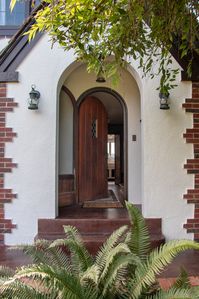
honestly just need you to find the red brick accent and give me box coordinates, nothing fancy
[0,84,17,244]
[183,82,199,241]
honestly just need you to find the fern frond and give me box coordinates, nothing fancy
[50,238,93,274]
[147,287,198,299]
[12,239,72,274]
[96,225,128,271]
[11,239,50,252]
[11,239,50,264]
[102,253,141,295]
[130,240,199,299]
[126,201,150,260]
[1,279,57,299]
[80,264,100,285]
[51,225,93,273]
[44,245,71,271]
[100,243,131,280]
[61,283,98,299]
[190,286,199,298]
[63,225,82,242]
[14,263,90,299]
[0,266,15,278]
[173,268,191,290]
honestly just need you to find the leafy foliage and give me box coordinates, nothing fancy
[1,202,199,298]
[126,202,150,260]
[10,0,199,92]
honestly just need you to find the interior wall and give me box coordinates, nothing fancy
[59,90,73,174]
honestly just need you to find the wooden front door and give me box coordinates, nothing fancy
[78,96,108,203]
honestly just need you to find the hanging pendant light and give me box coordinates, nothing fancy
[96,65,106,83]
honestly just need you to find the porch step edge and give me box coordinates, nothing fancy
[35,233,165,253]
[38,218,163,234]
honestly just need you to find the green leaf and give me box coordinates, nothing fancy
[10,0,17,12]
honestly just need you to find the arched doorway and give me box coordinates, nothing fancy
[58,86,128,208]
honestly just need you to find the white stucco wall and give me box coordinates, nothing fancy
[5,35,77,244]
[0,37,10,51]
[4,33,194,244]
[141,74,194,240]
[59,91,73,174]
[127,57,194,240]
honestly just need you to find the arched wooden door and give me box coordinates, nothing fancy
[78,96,108,203]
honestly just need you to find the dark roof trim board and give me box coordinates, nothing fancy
[0,71,19,82]
[0,26,21,37]
[170,46,199,82]
[0,4,43,83]
[0,3,198,83]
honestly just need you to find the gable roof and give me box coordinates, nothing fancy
[0,4,43,82]
[0,4,198,83]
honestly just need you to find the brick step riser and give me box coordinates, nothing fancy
[35,233,165,254]
[38,218,162,235]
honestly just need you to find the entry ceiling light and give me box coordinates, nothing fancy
[96,66,106,83]
[28,85,40,110]
[159,92,170,110]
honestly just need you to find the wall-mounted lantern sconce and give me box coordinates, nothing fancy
[28,85,40,110]
[159,92,170,110]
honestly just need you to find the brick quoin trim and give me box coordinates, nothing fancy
[0,83,17,244]
[183,82,199,241]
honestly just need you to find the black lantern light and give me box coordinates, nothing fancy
[96,54,106,83]
[28,85,40,110]
[159,92,170,110]
[96,66,106,83]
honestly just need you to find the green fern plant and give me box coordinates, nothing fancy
[1,202,199,299]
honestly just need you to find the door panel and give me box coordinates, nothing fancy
[78,96,108,202]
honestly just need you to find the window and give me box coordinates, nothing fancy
[34,0,41,6]
[0,0,40,36]
[0,0,26,26]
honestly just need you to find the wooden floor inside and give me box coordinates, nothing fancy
[82,182,125,208]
